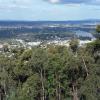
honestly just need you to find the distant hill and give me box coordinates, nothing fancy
[0,19,100,26]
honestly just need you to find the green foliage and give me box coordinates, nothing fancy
[96,25,100,33]
[69,38,79,53]
[0,39,100,100]
[17,74,40,100]
[96,25,100,39]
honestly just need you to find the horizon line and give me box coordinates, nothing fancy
[0,18,100,22]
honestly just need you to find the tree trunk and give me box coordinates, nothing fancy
[55,72,58,100]
[72,85,79,100]
[44,70,46,100]
[40,68,45,100]
[56,87,58,100]
[81,56,89,77]
[55,73,61,100]
[0,91,2,100]
[58,76,61,100]
[0,89,4,100]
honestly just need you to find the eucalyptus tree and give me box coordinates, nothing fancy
[0,54,16,100]
[47,45,66,100]
[30,47,49,100]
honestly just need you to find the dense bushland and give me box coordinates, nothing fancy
[0,38,100,100]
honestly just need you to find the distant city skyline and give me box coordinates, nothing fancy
[0,0,100,21]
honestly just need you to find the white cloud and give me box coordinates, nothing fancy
[0,0,32,10]
[49,0,60,3]
[45,0,100,5]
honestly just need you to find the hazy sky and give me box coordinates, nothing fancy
[0,0,100,21]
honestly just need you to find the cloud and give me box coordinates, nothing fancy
[49,0,60,3]
[0,0,31,10]
[45,0,100,5]
[0,4,28,9]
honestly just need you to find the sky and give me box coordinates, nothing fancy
[0,0,100,21]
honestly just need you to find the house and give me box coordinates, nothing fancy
[0,44,3,51]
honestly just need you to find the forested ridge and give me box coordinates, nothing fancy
[0,27,100,100]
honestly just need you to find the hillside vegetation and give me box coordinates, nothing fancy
[0,26,100,100]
